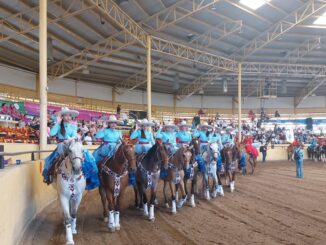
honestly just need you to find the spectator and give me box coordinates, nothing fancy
[260,144,268,162]
[50,110,57,123]
[294,142,304,178]
[275,110,280,117]
[116,104,121,115]
[77,128,83,141]
[1,103,8,114]
[84,132,93,145]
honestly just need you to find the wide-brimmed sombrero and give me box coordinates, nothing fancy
[177,120,192,128]
[138,118,155,127]
[163,121,178,130]
[58,107,79,117]
[106,115,122,124]
[198,122,213,130]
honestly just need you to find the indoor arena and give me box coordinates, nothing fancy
[0,0,326,245]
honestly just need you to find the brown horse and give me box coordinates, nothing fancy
[162,145,192,214]
[98,142,137,232]
[136,142,169,221]
[221,143,240,192]
[287,144,294,161]
[183,138,201,207]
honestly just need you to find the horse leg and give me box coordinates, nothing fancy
[99,186,108,222]
[149,183,157,221]
[142,190,148,217]
[189,171,197,207]
[133,183,139,208]
[216,171,224,196]
[203,172,210,200]
[70,192,83,235]
[59,195,74,245]
[106,189,116,232]
[115,193,123,231]
[169,181,177,214]
[177,172,187,209]
[163,180,169,208]
[211,170,218,198]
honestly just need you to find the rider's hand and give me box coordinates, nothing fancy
[57,115,62,124]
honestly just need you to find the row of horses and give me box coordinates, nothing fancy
[287,143,326,162]
[55,139,255,245]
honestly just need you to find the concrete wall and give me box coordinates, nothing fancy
[0,64,325,111]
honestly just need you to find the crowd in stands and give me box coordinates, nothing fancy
[0,102,325,146]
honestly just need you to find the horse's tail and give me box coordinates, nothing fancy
[69,197,77,219]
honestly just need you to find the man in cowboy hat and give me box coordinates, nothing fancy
[43,107,79,184]
[294,140,304,178]
[130,118,155,155]
[193,122,213,154]
[93,115,122,164]
[176,120,192,148]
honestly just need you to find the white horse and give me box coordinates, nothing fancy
[202,142,220,200]
[56,141,86,245]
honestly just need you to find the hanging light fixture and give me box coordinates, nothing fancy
[222,79,228,93]
[82,66,90,75]
[281,80,287,94]
[173,73,180,90]
[47,37,54,62]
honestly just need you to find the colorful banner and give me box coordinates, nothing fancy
[24,102,112,121]
[0,100,26,114]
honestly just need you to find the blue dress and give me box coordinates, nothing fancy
[222,133,234,146]
[43,122,99,190]
[176,130,192,148]
[192,129,210,172]
[156,129,177,155]
[93,128,122,163]
[130,129,155,155]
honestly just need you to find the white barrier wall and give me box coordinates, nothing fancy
[0,64,326,110]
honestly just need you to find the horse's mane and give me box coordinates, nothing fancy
[143,143,158,161]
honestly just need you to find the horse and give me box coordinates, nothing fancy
[98,142,137,232]
[221,143,240,192]
[287,144,294,161]
[201,142,221,200]
[247,145,258,175]
[56,140,85,245]
[135,142,169,221]
[162,145,192,214]
[183,138,201,207]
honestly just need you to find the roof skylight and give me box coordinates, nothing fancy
[314,12,326,25]
[239,0,270,10]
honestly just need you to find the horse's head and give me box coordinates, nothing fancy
[177,145,193,170]
[121,142,137,172]
[208,142,220,161]
[157,141,169,170]
[67,140,84,175]
[191,137,200,156]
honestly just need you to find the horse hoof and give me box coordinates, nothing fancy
[171,211,177,215]
[115,225,121,231]
[149,217,155,222]
[109,227,116,233]
[103,217,108,223]
[72,229,77,235]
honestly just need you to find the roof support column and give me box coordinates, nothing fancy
[39,0,48,156]
[238,63,242,143]
[146,35,152,121]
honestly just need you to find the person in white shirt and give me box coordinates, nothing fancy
[84,131,93,145]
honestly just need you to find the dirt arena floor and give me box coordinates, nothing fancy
[22,161,326,245]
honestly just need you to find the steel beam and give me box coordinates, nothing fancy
[177,0,326,99]
[0,0,93,44]
[239,0,326,59]
[294,77,326,107]
[48,32,134,79]
[50,0,222,81]
[88,0,147,47]
[115,20,242,93]
[281,37,321,63]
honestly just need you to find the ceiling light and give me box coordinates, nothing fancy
[239,0,270,10]
[198,88,204,95]
[222,79,228,93]
[186,33,195,41]
[314,12,326,25]
[82,66,90,75]
[211,4,217,10]
[116,0,128,6]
